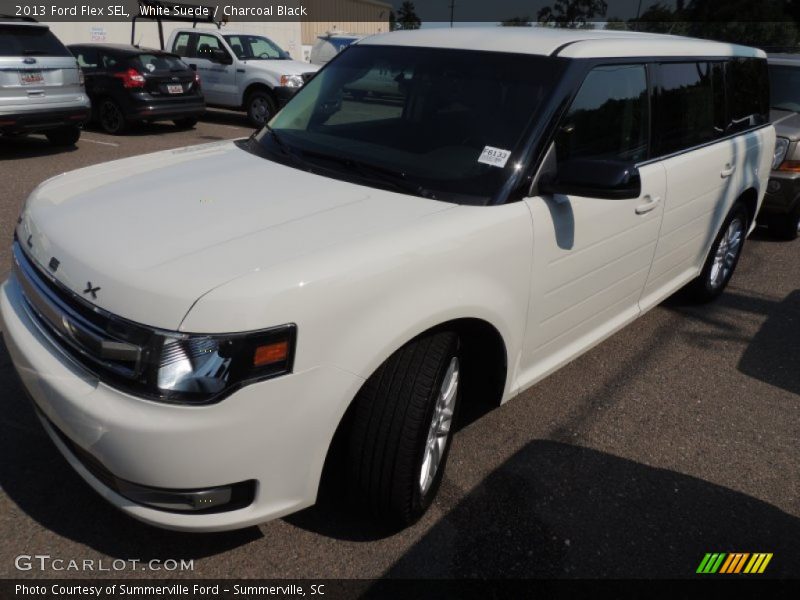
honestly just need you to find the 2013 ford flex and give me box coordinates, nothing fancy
[0,28,775,531]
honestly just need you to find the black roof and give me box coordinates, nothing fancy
[66,43,176,56]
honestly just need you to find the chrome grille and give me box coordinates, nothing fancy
[12,242,144,378]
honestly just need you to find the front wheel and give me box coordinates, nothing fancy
[683,202,748,303]
[245,90,276,129]
[768,205,800,241]
[45,126,80,146]
[347,330,460,527]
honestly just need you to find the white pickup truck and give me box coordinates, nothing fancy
[166,28,318,127]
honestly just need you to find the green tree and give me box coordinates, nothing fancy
[395,1,422,30]
[501,16,532,27]
[537,0,608,29]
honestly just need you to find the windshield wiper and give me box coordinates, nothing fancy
[296,148,437,200]
[262,125,313,171]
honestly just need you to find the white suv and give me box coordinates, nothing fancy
[167,28,318,127]
[1,28,774,531]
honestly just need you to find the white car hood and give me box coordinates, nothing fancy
[243,59,318,77]
[17,140,452,330]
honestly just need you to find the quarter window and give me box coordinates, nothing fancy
[555,64,649,164]
[727,58,769,132]
[655,62,721,155]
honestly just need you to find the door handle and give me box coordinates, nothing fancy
[635,195,661,215]
[720,164,736,178]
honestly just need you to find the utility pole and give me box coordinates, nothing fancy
[449,0,455,28]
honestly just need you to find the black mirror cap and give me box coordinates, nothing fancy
[539,158,642,200]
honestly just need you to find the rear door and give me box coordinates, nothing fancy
[520,64,665,385]
[0,23,82,111]
[640,61,735,310]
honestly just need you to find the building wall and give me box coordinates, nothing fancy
[301,0,391,45]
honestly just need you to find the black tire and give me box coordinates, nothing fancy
[173,117,198,129]
[98,99,127,135]
[348,330,460,527]
[683,201,749,303]
[768,205,800,241]
[45,126,80,147]
[245,89,276,129]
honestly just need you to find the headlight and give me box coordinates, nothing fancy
[280,74,304,88]
[142,325,296,404]
[772,137,790,170]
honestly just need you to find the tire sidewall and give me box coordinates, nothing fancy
[246,90,276,128]
[409,336,460,518]
[699,202,749,297]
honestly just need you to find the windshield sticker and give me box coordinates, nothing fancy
[478,146,511,168]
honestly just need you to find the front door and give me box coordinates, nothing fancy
[184,32,237,107]
[519,63,665,389]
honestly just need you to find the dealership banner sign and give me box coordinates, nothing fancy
[0,0,797,22]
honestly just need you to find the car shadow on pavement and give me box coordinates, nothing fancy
[0,135,78,159]
[0,338,262,562]
[200,109,254,130]
[378,440,800,579]
[666,288,800,396]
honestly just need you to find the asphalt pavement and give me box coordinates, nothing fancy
[0,113,797,580]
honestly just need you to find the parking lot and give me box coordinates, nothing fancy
[0,113,798,580]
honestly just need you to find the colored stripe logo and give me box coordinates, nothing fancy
[696,552,773,574]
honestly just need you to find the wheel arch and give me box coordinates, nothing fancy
[241,82,277,110]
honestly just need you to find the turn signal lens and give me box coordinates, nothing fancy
[253,341,289,367]
[778,160,800,172]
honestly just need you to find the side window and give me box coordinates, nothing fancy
[655,62,720,155]
[101,53,119,70]
[555,64,649,164]
[195,34,223,60]
[727,57,769,132]
[172,32,191,58]
[73,47,99,69]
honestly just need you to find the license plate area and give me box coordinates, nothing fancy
[20,70,44,85]
[166,84,183,94]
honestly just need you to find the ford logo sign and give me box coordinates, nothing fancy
[23,57,36,64]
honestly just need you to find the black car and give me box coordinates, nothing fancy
[68,44,205,134]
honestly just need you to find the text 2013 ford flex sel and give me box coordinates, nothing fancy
[0,29,775,531]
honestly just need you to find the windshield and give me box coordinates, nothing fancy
[769,64,800,112]
[223,34,288,60]
[255,45,566,204]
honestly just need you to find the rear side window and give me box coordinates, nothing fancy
[72,47,99,69]
[555,64,649,163]
[727,58,769,132]
[655,62,722,155]
[172,33,191,57]
[769,64,800,112]
[135,53,189,73]
[0,25,71,57]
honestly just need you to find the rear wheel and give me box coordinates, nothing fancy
[173,117,198,129]
[347,330,460,527]
[45,126,80,147]
[768,205,800,241]
[683,201,748,303]
[99,99,127,135]
[245,89,276,129]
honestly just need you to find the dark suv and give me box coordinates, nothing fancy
[68,44,205,134]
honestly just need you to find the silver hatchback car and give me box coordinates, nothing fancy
[0,17,90,146]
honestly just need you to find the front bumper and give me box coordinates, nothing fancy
[273,85,300,107]
[759,171,800,218]
[0,274,364,531]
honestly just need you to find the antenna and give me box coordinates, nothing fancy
[449,0,455,28]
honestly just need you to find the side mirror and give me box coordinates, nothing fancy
[211,48,233,65]
[539,158,641,200]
